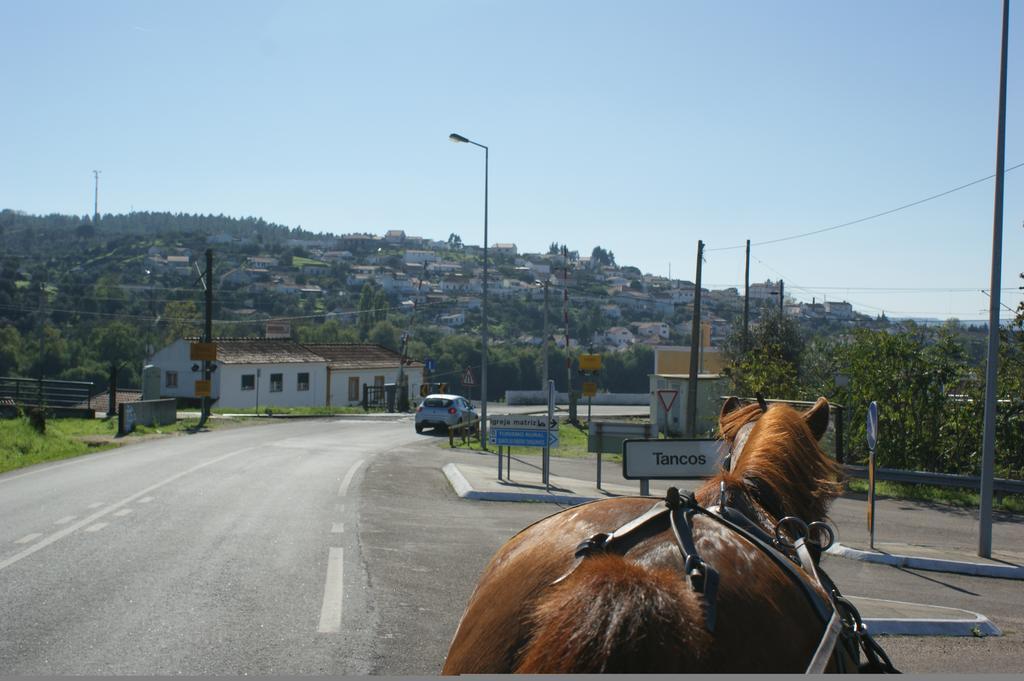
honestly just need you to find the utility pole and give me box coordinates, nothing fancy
[980,0,1010,559]
[542,280,550,390]
[687,240,704,438]
[93,170,101,223]
[743,239,750,352]
[779,280,785,317]
[198,249,214,427]
[562,246,575,423]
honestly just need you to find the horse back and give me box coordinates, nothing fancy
[442,497,657,674]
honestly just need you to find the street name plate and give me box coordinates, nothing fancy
[489,415,548,430]
[622,439,724,480]
[489,428,559,448]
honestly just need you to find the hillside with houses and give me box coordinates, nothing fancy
[0,208,895,398]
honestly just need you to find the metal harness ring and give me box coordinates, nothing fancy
[807,521,836,551]
[773,516,809,549]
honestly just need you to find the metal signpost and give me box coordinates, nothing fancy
[622,439,724,496]
[578,354,601,425]
[866,401,879,550]
[490,406,560,488]
[545,379,555,487]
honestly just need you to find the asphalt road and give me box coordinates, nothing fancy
[1,417,1021,674]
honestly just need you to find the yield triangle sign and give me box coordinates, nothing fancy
[461,367,476,386]
[657,389,678,413]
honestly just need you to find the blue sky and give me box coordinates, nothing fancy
[2,0,1021,320]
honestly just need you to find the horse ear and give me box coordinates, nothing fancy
[803,397,830,441]
[720,396,742,420]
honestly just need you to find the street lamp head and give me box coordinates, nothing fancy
[449,133,470,144]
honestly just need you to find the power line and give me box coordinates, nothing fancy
[706,161,1024,252]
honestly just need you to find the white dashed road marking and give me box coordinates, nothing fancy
[54,516,77,525]
[85,523,108,533]
[0,446,255,573]
[139,496,154,503]
[113,509,133,517]
[15,534,43,544]
[317,548,345,633]
[87,502,104,509]
[338,459,365,496]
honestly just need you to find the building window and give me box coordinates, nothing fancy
[297,372,309,391]
[270,373,283,392]
[348,376,360,402]
[165,371,178,388]
[241,374,255,391]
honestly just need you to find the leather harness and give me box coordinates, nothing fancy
[552,488,899,674]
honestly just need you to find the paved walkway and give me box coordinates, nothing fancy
[441,448,1007,637]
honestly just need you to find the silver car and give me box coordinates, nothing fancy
[415,394,477,434]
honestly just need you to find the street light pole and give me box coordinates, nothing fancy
[450,132,489,449]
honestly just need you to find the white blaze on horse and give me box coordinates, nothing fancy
[442,396,898,674]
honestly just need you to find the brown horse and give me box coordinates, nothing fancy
[442,397,879,674]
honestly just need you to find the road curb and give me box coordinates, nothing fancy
[863,617,1000,637]
[851,597,1002,637]
[828,543,1024,580]
[442,464,596,505]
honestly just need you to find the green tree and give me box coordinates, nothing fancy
[163,300,201,342]
[94,321,145,368]
[368,320,400,350]
[0,325,24,376]
[723,309,804,400]
[835,326,969,472]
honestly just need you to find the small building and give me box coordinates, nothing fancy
[303,343,423,408]
[147,339,423,409]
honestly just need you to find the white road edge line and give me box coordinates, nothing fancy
[317,547,344,633]
[15,533,43,544]
[338,459,365,496]
[0,446,255,573]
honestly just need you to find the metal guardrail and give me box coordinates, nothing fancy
[0,376,95,409]
[844,465,1024,495]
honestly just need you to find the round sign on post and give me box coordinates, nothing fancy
[866,401,879,451]
[866,400,878,549]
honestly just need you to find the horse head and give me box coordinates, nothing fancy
[702,396,842,528]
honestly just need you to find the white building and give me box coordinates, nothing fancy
[404,250,440,265]
[147,339,423,409]
[603,327,635,349]
[633,322,671,340]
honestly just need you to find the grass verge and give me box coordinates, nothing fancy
[441,423,624,462]
[846,478,1024,514]
[0,415,228,476]
[212,406,370,416]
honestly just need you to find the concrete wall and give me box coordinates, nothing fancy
[119,398,176,434]
[505,391,650,406]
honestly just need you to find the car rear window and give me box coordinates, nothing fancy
[424,398,452,408]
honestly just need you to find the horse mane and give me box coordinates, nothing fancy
[700,401,844,524]
[514,554,712,673]
[717,401,766,443]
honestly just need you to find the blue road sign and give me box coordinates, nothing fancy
[424,358,436,372]
[489,428,559,448]
[866,401,879,451]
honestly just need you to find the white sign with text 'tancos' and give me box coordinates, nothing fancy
[622,439,724,480]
